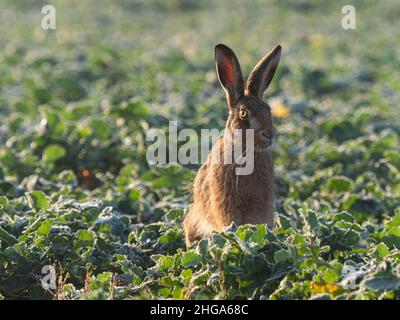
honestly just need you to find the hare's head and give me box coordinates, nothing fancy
[215,44,281,151]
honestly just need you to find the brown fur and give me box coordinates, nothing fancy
[183,44,281,246]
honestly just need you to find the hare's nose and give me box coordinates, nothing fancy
[261,132,271,139]
[261,131,275,146]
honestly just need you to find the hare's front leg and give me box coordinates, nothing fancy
[183,208,200,247]
[183,206,217,247]
[183,204,241,247]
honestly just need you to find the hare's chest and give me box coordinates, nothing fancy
[237,162,274,216]
[239,172,272,201]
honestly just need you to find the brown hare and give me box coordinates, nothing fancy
[183,43,281,247]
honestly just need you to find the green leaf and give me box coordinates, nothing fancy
[252,224,267,245]
[387,210,400,229]
[115,99,149,120]
[172,286,184,299]
[181,268,193,282]
[338,230,360,248]
[157,256,174,269]
[374,243,390,259]
[333,211,355,223]
[325,176,354,192]
[90,119,110,140]
[306,210,319,232]
[0,226,17,245]
[129,189,141,202]
[274,249,291,263]
[384,150,400,167]
[323,268,339,283]
[165,209,184,223]
[181,251,201,267]
[26,191,50,211]
[74,230,94,247]
[58,170,78,187]
[36,220,52,236]
[158,287,172,298]
[362,276,400,291]
[277,214,292,229]
[42,144,66,162]
[0,196,8,209]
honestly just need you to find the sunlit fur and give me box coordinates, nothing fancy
[184,44,281,246]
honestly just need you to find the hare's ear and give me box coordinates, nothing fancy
[215,44,244,108]
[245,45,281,99]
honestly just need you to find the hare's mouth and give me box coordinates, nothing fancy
[261,133,273,146]
[256,133,275,153]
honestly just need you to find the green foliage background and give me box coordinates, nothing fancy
[0,0,399,299]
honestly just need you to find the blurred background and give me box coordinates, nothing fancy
[0,0,399,219]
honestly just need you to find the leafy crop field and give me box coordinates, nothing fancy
[0,0,399,300]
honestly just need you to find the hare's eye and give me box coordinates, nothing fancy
[239,109,248,120]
